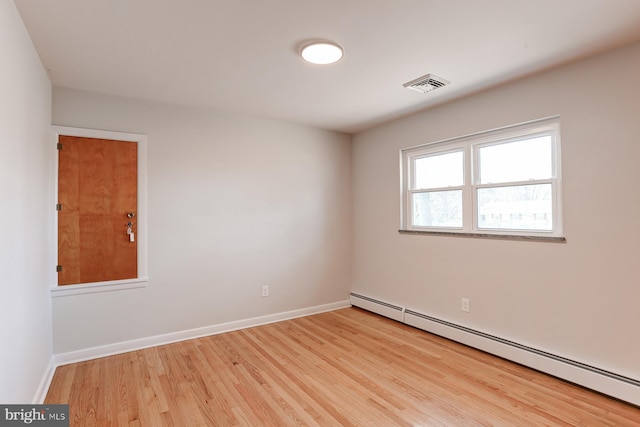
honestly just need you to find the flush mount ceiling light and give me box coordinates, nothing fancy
[300,41,344,65]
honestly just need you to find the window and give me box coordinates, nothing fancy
[401,117,563,238]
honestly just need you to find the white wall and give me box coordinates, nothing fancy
[352,41,640,381]
[51,88,352,353]
[0,1,52,403]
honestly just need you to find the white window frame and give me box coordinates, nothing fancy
[400,116,563,239]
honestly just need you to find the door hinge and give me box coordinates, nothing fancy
[56,204,63,211]
[57,143,62,150]
[56,265,62,272]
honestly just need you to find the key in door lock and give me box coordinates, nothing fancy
[126,221,135,242]
[127,212,136,218]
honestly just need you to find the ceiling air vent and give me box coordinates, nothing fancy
[403,74,450,93]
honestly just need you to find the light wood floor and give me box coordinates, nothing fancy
[46,307,640,426]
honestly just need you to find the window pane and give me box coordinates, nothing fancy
[414,151,463,189]
[413,190,462,227]
[478,136,552,184]
[477,184,552,231]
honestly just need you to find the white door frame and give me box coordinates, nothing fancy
[50,126,148,297]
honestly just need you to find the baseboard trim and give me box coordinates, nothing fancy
[33,356,56,404]
[54,300,350,366]
[350,292,640,407]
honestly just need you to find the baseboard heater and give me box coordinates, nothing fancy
[349,292,640,406]
[349,293,405,322]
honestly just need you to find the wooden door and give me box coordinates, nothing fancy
[57,135,138,285]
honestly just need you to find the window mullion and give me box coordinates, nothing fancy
[464,145,474,233]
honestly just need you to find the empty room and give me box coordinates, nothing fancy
[2,0,640,425]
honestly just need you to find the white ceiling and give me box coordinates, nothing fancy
[14,0,640,134]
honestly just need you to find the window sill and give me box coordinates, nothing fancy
[51,277,148,297]
[398,229,566,243]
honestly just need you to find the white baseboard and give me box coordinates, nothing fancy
[54,300,350,366]
[33,356,56,404]
[350,292,640,407]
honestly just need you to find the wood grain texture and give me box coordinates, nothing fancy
[58,135,137,285]
[45,308,640,426]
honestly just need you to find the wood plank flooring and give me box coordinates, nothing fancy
[45,308,640,426]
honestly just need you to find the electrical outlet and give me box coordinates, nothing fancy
[262,285,269,297]
[461,298,470,313]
